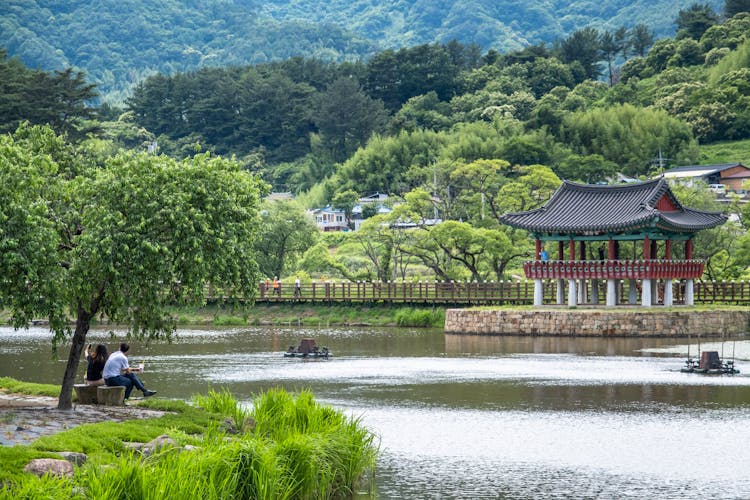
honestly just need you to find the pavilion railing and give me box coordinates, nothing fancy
[523,259,705,280]
[250,278,750,306]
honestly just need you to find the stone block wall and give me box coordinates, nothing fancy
[444,309,750,337]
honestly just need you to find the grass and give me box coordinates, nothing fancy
[0,380,378,499]
[166,302,443,328]
[0,377,61,398]
[697,138,750,166]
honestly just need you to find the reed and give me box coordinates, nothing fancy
[193,387,251,431]
[252,388,378,497]
[394,307,445,327]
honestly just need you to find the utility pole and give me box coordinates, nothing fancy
[652,147,671,175]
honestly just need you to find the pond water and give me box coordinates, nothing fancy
[2,326,750,499]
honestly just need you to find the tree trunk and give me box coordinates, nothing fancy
[57,308,92,410]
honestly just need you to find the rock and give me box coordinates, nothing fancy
[122,441,144,452]
[57,451,87,466]
[220,416,256,434]
[97,386,125,406]
[140,435,177,457]
[74,384,98,405]
[24,458,74,477]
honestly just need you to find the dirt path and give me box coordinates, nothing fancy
[0,393,167,447]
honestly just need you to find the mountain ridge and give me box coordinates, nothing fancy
[0,0,725,101]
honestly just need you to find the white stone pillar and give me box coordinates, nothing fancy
[641,278,652,307]
[591,280,599,304]
[606,279,617,307]
[664,279,673,306]
[534,279,543,306]
[685,279,694,306]
[556,279,565,305]
[628,279,637,304]
[568,279,577,308]
[578,279,587,304]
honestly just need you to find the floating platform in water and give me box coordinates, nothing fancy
[681,351,739,375]
[284,338,332,359]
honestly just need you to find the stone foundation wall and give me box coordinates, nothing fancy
[444,309,750,337]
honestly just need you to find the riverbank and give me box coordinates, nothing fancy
[1,303,445,329]
[0,378,378,498]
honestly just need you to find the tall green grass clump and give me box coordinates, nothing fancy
[394,307,445,327]
[252,388,378,497]
[193,387,252,431]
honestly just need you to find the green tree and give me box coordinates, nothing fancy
[561,103,696,176]
[0,51,98,140]
[313,77,389,163]
[255,201,318,279]
[599,31,621,86]
[724,0,750,16]
[332,189,360,229]
[555,153,618,183]
[450,159,511,222]
[0,125,266,410]
[557,27,602,80]
[629,24,655,58]
[352,215,395,281]
[676,3,719,40]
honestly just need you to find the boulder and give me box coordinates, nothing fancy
[24,458,74,477]
[74,384,98,404]
[57,451,88,466]
[140,435,178,457]
[97,386,125,406]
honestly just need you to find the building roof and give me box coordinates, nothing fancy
[662,163,747,179]
[499,178,727,235]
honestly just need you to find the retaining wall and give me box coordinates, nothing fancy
[444,308,750,337]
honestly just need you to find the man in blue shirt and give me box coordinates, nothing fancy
[103,343,156,399]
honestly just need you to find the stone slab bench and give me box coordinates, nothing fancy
[74,384,126,406]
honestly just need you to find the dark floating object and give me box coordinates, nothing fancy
[681,350,740,375]
[284,338,332,359]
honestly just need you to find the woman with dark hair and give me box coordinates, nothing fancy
[84,344,108,386]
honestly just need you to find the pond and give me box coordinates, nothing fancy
[2,326,750,499]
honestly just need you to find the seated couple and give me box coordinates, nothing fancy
[85,342,156,399]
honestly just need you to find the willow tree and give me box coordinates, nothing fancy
[0,125,265,409]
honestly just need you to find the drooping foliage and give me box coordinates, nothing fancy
[0,124,267,409]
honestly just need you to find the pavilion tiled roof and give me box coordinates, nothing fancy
[499,178,727,234]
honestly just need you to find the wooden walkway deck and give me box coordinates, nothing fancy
[251,280,750,306]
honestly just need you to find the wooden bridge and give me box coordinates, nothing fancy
[254,280,750,306]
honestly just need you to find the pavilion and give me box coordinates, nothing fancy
[499,178,727,307]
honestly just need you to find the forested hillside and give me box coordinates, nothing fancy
[2,3,750,284]
[0,0,723,102]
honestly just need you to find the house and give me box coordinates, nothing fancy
[662,163,750,192]
[310,206,349,232]
[359,192,389,204]
[351,203,392,231]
